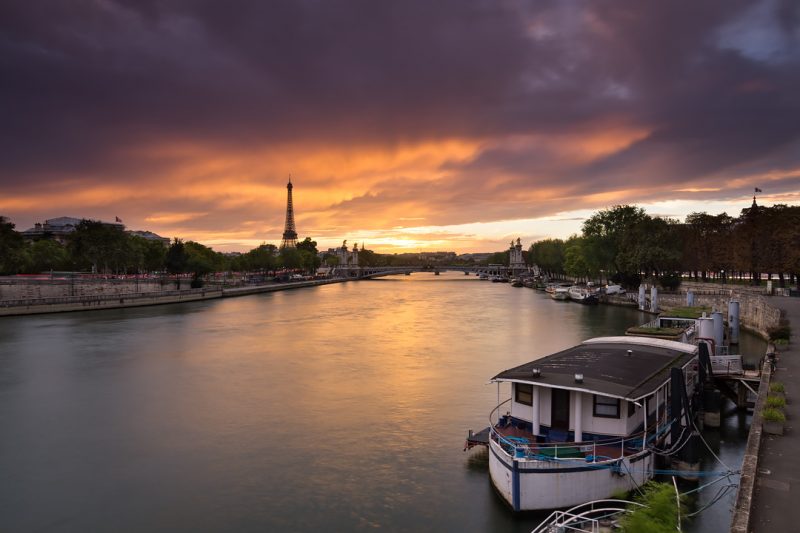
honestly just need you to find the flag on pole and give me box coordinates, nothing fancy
[754,187,762,193]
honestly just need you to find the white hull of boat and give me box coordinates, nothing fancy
[488,439,654,511]
[550,289,569,300]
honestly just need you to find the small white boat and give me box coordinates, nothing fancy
[568,286,599,304]
[550,287,570,300]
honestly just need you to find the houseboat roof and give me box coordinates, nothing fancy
[492,336,698,401]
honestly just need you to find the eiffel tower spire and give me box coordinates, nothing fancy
[280,175,298,249]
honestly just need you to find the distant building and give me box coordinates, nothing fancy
[127,230,170,246]
[22,216,125,244]
[22,216,168,247]
[457,253,492,262]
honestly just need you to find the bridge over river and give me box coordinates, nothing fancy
[342,264,532,278]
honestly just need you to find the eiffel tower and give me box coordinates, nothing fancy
[280,176,298,249]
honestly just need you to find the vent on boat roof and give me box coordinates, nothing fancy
[532,368,541,378]
[574,373,584,384]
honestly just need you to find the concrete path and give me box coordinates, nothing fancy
[750,296,799,532]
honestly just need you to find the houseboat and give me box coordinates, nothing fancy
[469,336,700,511]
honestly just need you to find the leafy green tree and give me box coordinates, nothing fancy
[296,237,318,255]
[563,236,592,280]
[130,236,167,273]
[617,216,682,280]
[165,239,188,288]
[530,239,565,277]
[358,249,381,267]
[298,249,320,272]
[683,212,734,281]
[279,247,302,270]
[184,241,224,283]
[485,250,510,266]
[67,219,129,274]
[0,216,30,274]
[582,205,648,278]
[29,239,70,273]
[247,243,279,272]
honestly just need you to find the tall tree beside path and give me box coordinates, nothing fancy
[165,239,189,289]
[0,216,29,274]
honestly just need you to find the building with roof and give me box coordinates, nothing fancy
[22,217,124,244]
[127,230,170,246]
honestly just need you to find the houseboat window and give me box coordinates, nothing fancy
[628,401,636,417]
[515,384,533,406]
[593,395,620,418]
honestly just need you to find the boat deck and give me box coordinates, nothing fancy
[465,425,643,460]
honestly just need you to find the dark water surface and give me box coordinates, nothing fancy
[0,273,763,532]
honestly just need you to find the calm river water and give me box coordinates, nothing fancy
[0,273,764,532]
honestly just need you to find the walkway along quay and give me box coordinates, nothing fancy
[0,278,346,316]
[741,296,800,533]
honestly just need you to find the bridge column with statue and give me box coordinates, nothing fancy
[335,241,362,278]
[509,238,527,275]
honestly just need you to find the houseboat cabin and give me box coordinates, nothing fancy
[485,336,699,511]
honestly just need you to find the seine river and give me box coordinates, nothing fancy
[0,273,763,532]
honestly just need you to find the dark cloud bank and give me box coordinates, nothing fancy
[2,0,799,217]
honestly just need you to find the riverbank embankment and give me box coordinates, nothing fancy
[0,278,346,316]
[603,281,783,339]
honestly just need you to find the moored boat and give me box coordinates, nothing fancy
[467,336,700,511]
[568,286,599,305]
[549,286,570,300]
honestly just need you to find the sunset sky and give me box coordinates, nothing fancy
[2,1,800,253]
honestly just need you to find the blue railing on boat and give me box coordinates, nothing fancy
[488,398,674,466]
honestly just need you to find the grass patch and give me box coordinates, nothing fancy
[766,394,786,409]
[662,306,712,319]
[626,326,686,337]
[770,382,785,393]
[763,407,786,423]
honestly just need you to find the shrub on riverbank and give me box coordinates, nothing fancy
[618,481,686,533]
[768,320,791,342]
[658,272,682,291]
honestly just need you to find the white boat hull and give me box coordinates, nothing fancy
[488,439,654,511]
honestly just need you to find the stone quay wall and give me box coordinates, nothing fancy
[729,358,772,533]
[0,278,196,302]
[656,287,781,339]
[608,281,783,339]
